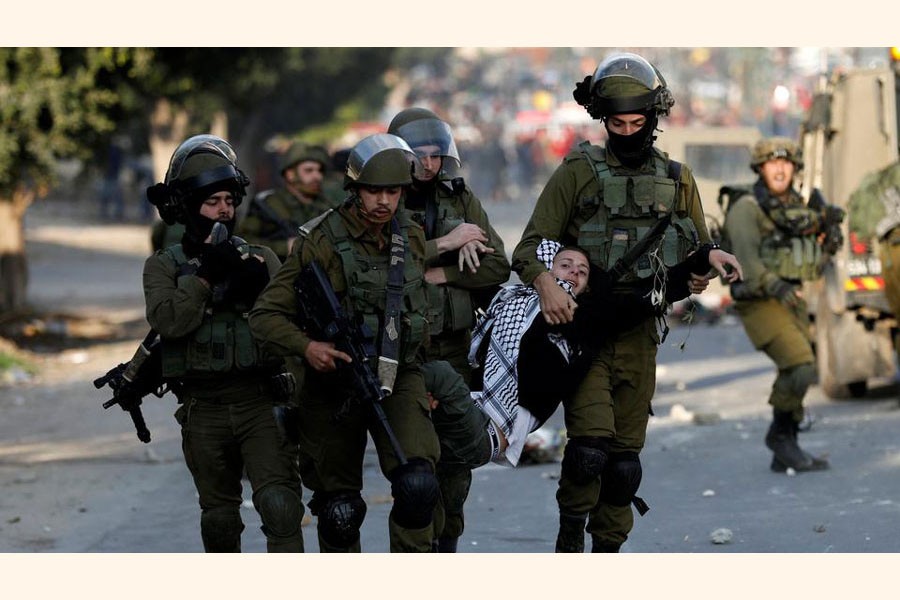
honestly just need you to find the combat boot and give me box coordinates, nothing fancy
[590,535,622,553]
[765,409,829,472]
[435,536,459,553]
[555,513,587,553]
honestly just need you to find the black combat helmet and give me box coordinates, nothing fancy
[387,107,461,179]
[344,133,423,190]
[147,134,250,225]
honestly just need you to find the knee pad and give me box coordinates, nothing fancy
[313,492,367,549]
[390,458,439,530]
[255,485,303,539]
[598,452,642,507]
[787,363,817,396]
[200,506,244,553]
[561,436,610,485]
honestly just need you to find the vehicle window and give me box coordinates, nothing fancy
[685,144,753,182]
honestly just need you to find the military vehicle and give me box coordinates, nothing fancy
[798,57,900,398]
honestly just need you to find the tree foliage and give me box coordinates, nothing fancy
[0,48,119,194]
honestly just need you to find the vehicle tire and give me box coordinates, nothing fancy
[847,380,868,398]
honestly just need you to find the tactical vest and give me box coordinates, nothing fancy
[158,241,276,378]
[575,143,699,280]
[756,194,823,281]
[314,210,429,364]
[406,183,475,336]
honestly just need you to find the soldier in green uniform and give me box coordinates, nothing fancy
[848,160,900,359]
[237,141,334,261]
[143,135,304,552]
[248,133,441,553]
[512,52,739,553]
[387,107,511,552]
[723,137,833,473]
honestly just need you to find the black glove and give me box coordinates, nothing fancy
[766,278,799,307]
[195,242,244,284]
[225,255,271,305]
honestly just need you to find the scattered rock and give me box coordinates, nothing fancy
[710,528,733,544]
[813,524,827,533]
[7,516,21,524]
[670,403,694,422]
[702,489,716,497]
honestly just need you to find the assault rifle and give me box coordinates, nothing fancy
[94,330,169,443]
[808,188,846,255]
[249,193,299,240]
[294,260,408,465]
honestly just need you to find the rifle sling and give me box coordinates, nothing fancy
[377,217,405,393]
[609,212,674,282]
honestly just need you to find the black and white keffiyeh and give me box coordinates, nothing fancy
[468,239,575,463]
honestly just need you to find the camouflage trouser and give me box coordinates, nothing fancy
[422,329,473,387]
[297,365,440,552]
[176,387,304,553]
[558,319,658,550]
[421,360,494,543]
[736,297,815,420]
[881,237,900,364]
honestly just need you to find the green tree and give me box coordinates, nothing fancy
[0,47,119,312]
[0,47,399,315]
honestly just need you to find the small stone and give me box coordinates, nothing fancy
[669,403,694,422]
[785,467,797,477]
[710,528,733,544]
[702,489,716,497]
[813,524,827,533]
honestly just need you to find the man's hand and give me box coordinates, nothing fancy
[767,278,800,307]
[708,248,743,283]
[304,341,353,372]
[688,273,711,295]
[458,240,495,273]
[436,223,488,253]
[534,271,576,325]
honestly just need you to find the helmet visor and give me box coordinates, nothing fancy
[166,135,238,185]
[346,133,424,183]
[592,52,663,94]
[391,118,461,172]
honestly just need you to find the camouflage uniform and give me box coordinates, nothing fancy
[249,134,441,553]
[389,107,511,551]
[723,137,831,473]
[237,142,335,262]
[848,161,900,362]
[514,52,711,552]
[144,134,304,553]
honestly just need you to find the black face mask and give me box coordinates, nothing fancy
[605,113,658,168]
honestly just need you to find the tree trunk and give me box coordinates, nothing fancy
[148,98,191,182]
[0,187,35,315]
